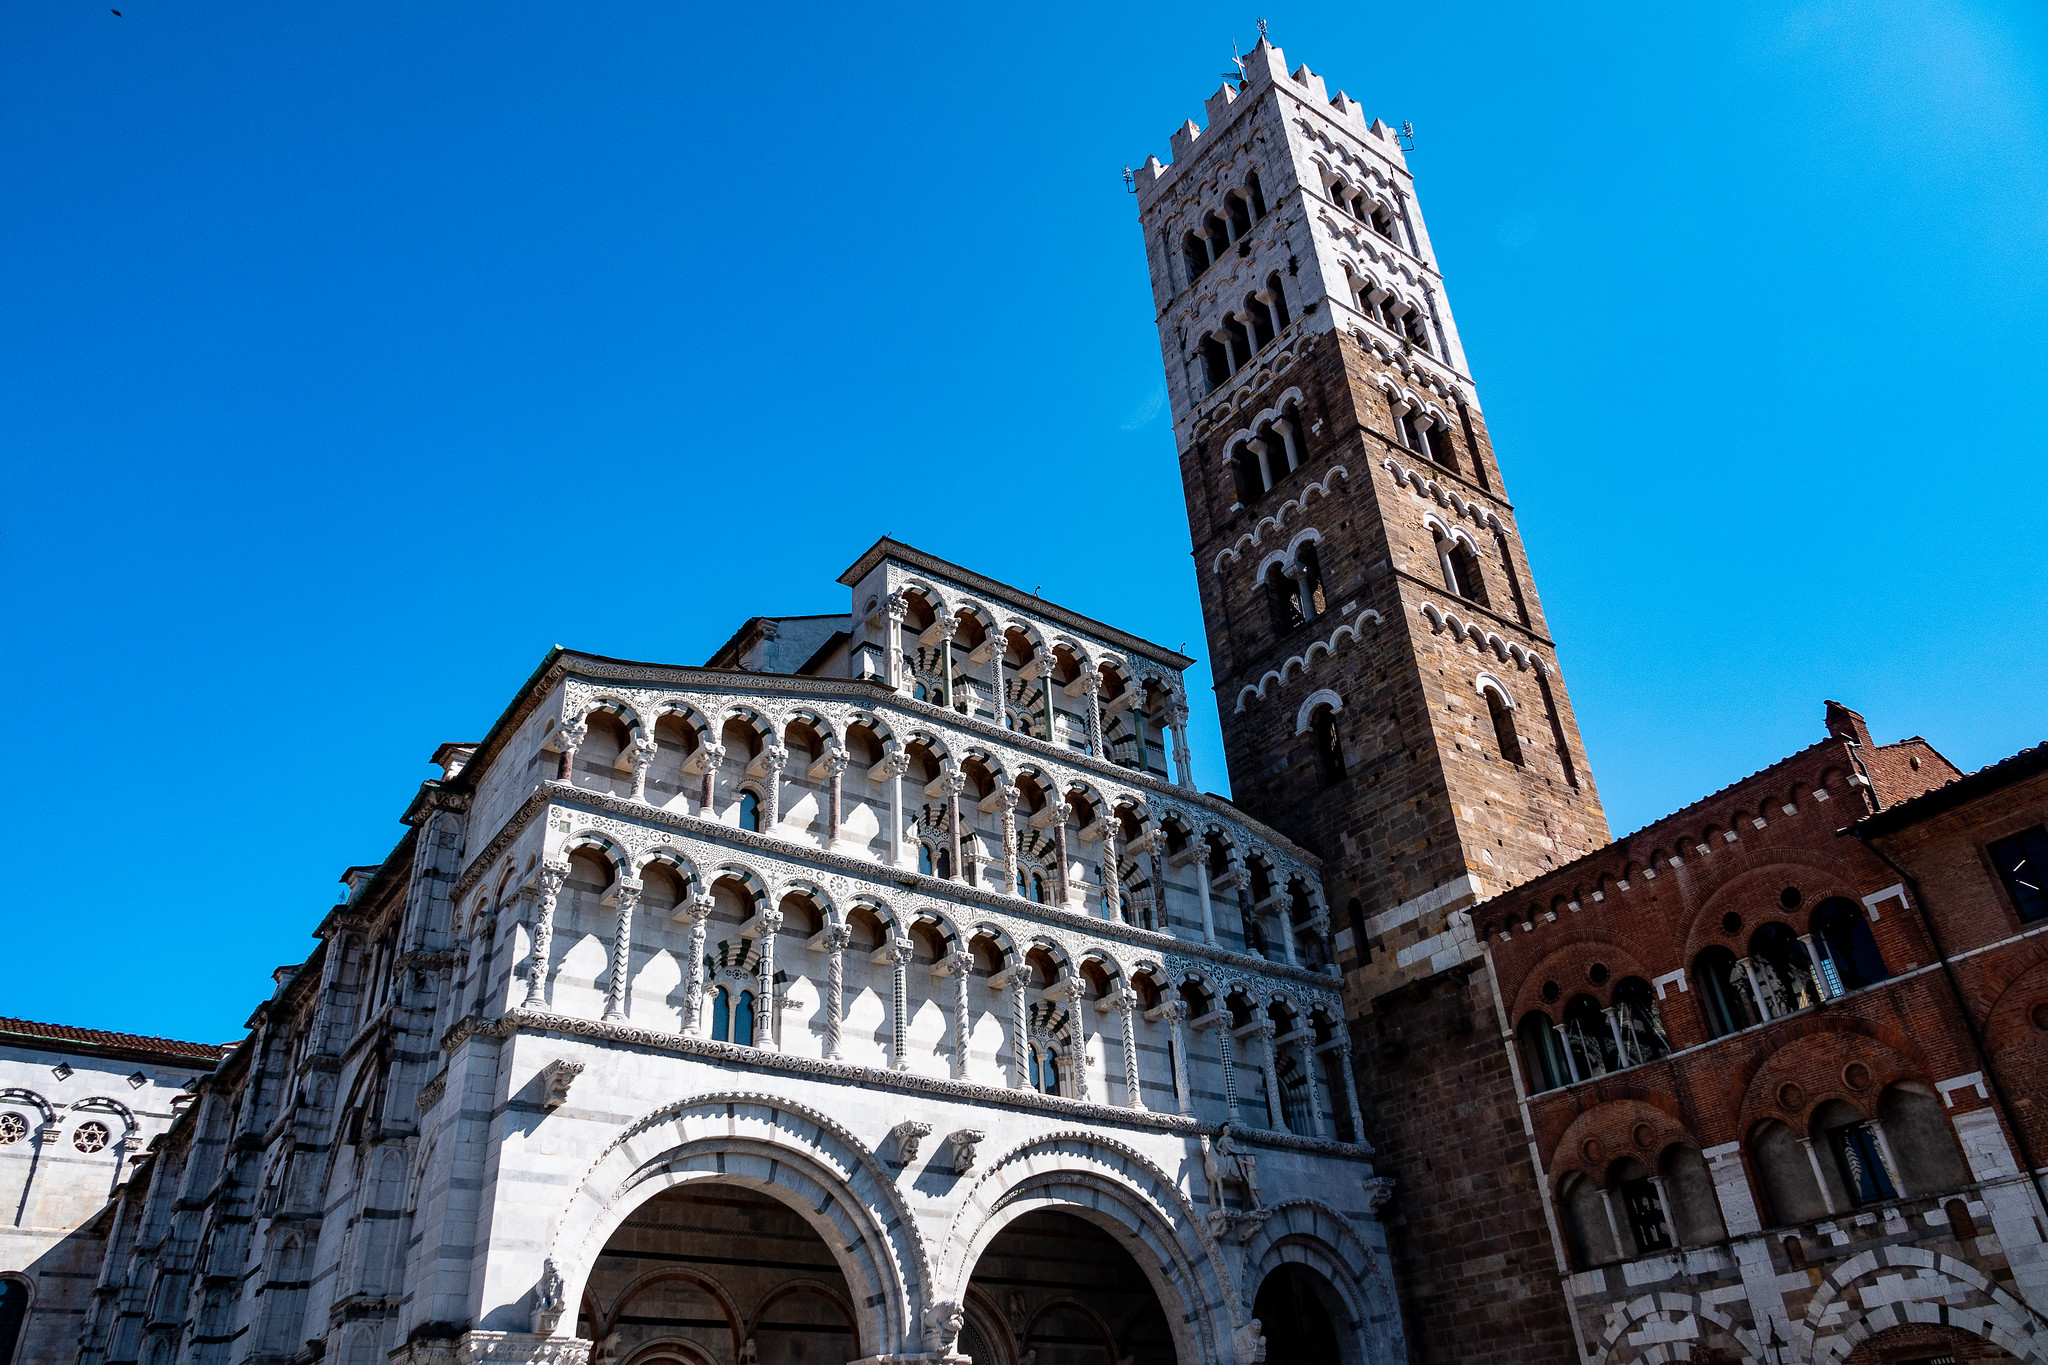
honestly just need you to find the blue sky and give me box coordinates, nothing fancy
[3,2,2042,1043]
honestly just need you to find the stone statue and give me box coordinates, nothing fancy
[1234,1318,1267,1364]
[923,1300,966,1354]
[533,1256,567,1334]
[1216,1127,1263,1209]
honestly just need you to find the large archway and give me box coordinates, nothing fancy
[576,1184,859,1365]
[960,1210,1175,1365]
[1252,1263,1343,1365]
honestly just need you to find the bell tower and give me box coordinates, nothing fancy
[1133,37,1609,1364]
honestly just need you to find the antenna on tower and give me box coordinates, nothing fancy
[1122,165,1137,194]
[1256,17,1269,42]
[1398,121,1416,151]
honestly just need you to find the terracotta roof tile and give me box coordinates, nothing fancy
[0,1016,229,1066]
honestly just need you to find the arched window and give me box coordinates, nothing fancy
[1435,530,1488,607]
[710,986,731,1042]
[738,790,760,832]
[1222,315,1253,369]
[1423,419,1457,470]
[1562,994,1615,1079]
[1297,544,1327,617]
[1483,685,1524,766]
[1309,704,1346,787]
[1812,897,1887,993]
[1370,203,1399,242]
[1016,868,1029,897]
[734,991,756,1047]
[1030,873,1046,904]
[1265,273,1291,332]
[1246,170,1267,218]
[1204,210,1231,251]
[1693,946,1754,1037]
[1748,923,1821,1016]
[1402,306,1432,352]
[919,844,934,876]
[1266,564,1305,637]
[1234,444,1267,503]
[1517,1012,1569,1092]
[936,847,953,879]
[1183,231,1210,280]
[1610,978,1670,1066]
[1227,191,1253,241]
[1244,294,1275,350]
[1816,1101,1896,1206]
[1560,1173,1618,1269]
[1611,1158,1672,1254]
[1660,1146,1727,1246]
[1395,405,1424,452]
[1200,335,1230,392]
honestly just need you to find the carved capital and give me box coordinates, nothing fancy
[557,718,588,751]
[885,592,909,625]
[685,891,716,923]
[821,924,852,952]
[891,1119,933,1162]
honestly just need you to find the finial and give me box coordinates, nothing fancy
[1256,17,1269,43]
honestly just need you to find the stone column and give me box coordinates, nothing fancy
[884,937,913,1070]
[999,785,1021,896]
[697,742,726,817]
[554,718,586,782]
[988,640,1007,730]
[1255,1018,1287,1132]
[752,907,784,1051]
[1195,856,1218,944]
[1335,1038,1365,1143]
[882,753,911,869]
[682,890,715,1035]
[1006,969,1030,1088]
[944,771,966,880]
[1604,1006,1628,1064]
[523,861,568,1009]
[1598,1187,1626,1255]
[1554,1021,1583,1083]
[1080,671,1103,757]
[761,744,789,833]
[1099,813,1123,923]
[1113,989,1144,1110]
[885,592,908,692]
[630,738,658,803]
[820,924,851,1059]
[1286,562,1318,623]
[1061,971,1091,1101]
[1169,705,1195,790]
[1215,1016,1241,1120]
[1276,893,1300,967]
[1739,957,1770,1021]
[937,953,972,1080]
[1049,801,1073,908]
[602,876,642,1022]
[1039,664,1058,747]
[1159,999,1192,1116]
[936,615,957,710]
[1299,1037,1328,1137]
[825,749,848,850]
[1650,1175,1680,1247]
[1867,1120,1906,1196]
[1800,1137,1838,1214]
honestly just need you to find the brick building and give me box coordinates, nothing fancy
[1478,706,2048,1364]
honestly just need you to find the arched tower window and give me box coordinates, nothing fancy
[1813,897,1888,993]
[1309,704,1346,787]
[1245,170,1267,218]
[1517,1012,1569,1091]
[1183,231,1209,280]
[1266,564,1305,637]
[1482,684,1524,766]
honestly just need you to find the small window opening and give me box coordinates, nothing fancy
[1485,687,1524,766]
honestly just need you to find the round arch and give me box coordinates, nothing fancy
[1241,1199,1398,1365]
[938,1133,1230,1365]
[546,1093,929,1358]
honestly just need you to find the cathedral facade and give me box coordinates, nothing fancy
[64,536,1399,1365]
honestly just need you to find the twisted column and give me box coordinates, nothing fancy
[938,952,972,1079]
[1099,813,1123,923]
[1159,999,1192,1116]
[884,937,913,1070]
[630,738,658,803]
[523,861,568,1008]
[601,876,642,1022]
[682,890,715,1034]
[821,924,851,1059]
[1113,988,1143,1110]
[1006,970,1030,1088]
[987,638,1007,729]
[1080,671,1103,756]
[1169,704,1195,790]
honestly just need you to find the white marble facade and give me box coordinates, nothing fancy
[70,541,1404,1365]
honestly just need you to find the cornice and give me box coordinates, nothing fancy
[466,1008,1375,1161]
[453,784,1344,1006]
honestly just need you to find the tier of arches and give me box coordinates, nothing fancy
[483,834,1357,1140]
[532,688,1328,968]
[1178,168,1269,286]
